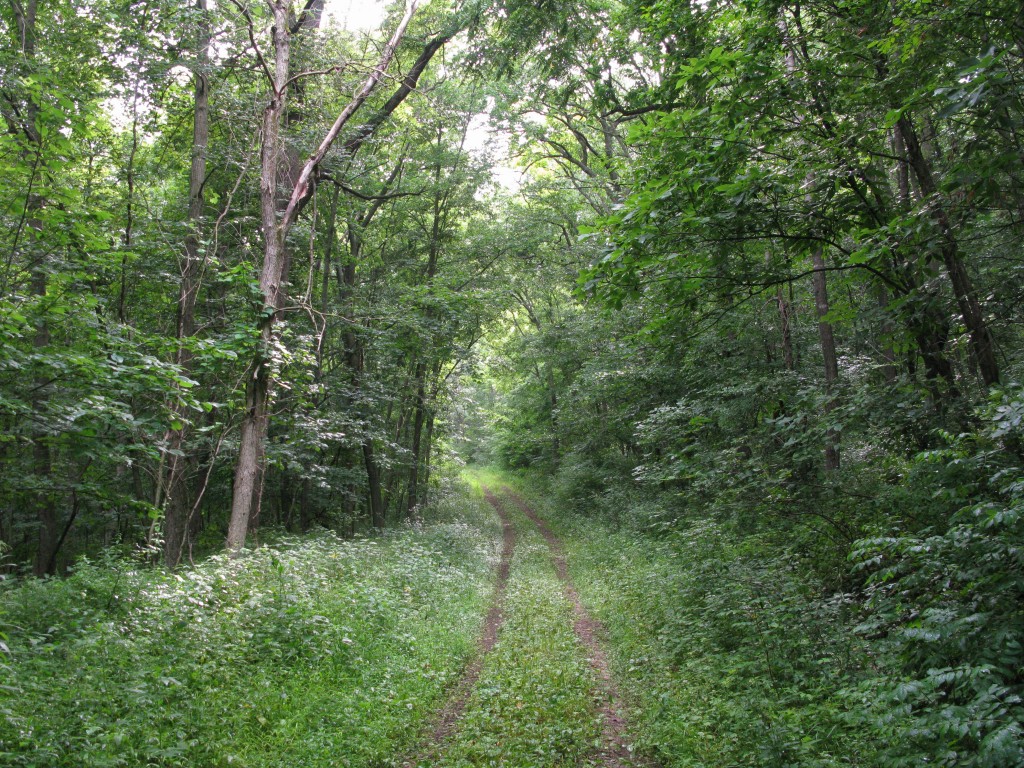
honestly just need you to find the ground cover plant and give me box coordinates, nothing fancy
[2,1,1023,765]
[497,475,880,767]
[432,475,601,767]
[0,488,499,767]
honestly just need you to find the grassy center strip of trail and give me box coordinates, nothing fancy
[404,486,516,765]
[425,477,602,768]
[502,486,654,768]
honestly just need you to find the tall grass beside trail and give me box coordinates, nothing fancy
[498,474,879,768]
[0,487,500,768]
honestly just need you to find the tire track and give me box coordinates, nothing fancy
[404,486,515,766]
[501,486,653,768]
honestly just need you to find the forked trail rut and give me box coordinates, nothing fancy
[408,485,651,767]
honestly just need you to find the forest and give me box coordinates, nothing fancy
[1,0,1022,765]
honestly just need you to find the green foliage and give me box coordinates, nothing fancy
[504,478,876,767]
[471,4,1024,763]
[1,0,1023,764]
[0,489,499,767]
[849,388,1024,767]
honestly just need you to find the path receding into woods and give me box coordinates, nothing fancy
[405,485,654,768]
[502,487,647,768]
[404,488,516,766]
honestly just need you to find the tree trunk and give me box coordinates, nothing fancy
[888,124,957,391]
[299,477,311,531]
[227,1,419,551]
[334,169,397,529]
[385,400,411,514]
[876,284,898,384]
[11,0,61,577]
[227,0,290,552]
[406,150,446,517]
[770,254,795,371]
[32,365,58,576]
[811,249,840,471]
[406,364,428,516]
[30,193,56,574]
[897,114,999,387]
[778,287,795,371]
[164,0,210,568]
[364,440,385,528]
[422,411,436,490]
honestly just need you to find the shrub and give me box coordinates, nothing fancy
[849,387,1024,767]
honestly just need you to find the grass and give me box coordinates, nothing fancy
[0,485,500,768]
[431,474,601,768]
[2,467,872,767]
[499,472,877,768]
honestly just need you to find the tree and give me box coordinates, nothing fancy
[225,0,420,552]
[161,0,212,569]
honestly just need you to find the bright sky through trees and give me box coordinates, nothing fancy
[323,0,516,189]
[324,0,386,31]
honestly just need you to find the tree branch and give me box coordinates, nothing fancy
[228,0,274,88]
[281,0,419,231]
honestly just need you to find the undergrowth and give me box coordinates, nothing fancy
[500,476,877,767]
[493,387,1024,767]
[0,488,499,767]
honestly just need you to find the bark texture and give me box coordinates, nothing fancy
[897,114,1000,387]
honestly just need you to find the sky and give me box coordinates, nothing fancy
[175,1,520,191]
[323,0,387,31]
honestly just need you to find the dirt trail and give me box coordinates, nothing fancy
[502,487,651,768]
[404,486,515,766]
